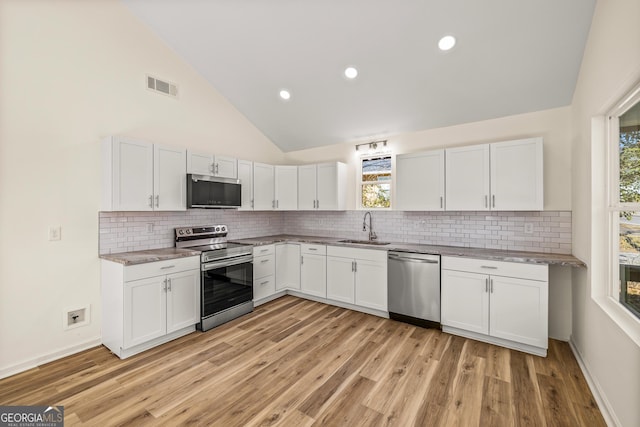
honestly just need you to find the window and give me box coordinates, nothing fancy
[610,86,640,321]
[360,155,391,208]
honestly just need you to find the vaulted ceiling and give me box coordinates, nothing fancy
[122,0,596,152]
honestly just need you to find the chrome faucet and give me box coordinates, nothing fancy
[362,211,377,241]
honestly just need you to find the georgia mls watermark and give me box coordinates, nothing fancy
[0,406,64,427]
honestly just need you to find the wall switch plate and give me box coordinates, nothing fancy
[49,226,62,241]
[524,223,534,234]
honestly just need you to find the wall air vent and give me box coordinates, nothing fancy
[146,75,178,98]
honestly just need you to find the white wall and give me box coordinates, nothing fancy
[571,0,640,425]
[0,0,284,377]
[284,106,573,211]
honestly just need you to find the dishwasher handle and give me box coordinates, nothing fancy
[388,253,439,264]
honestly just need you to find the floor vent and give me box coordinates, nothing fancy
[147,75,178,98]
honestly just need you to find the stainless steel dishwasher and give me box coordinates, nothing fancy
[388,251,441,328]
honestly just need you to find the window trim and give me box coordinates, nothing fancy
[358,153,393,210]
[603,80,640,347]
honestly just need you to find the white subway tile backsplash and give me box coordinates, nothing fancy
[98,210,573,255]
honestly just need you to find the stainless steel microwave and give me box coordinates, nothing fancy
[186,174,242,208]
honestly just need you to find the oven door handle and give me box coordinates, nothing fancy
[202,254,254,271]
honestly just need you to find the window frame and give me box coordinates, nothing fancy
[358,153,393,210]
[607,81,640,328]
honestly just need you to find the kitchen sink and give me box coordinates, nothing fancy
[338,239,390,246]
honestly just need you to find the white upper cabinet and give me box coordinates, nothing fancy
[102,136,185,211]
[298,164,317,210]
[186,150,237,179]
[490,137,543,210]
[154,145,187,211]
[395,150,445,211]
[253,162,275,210]
[274,166,298,210]
[237,159,254,210]
[445,144,491,211]
[445,138,543,211]
[298,162,347,210]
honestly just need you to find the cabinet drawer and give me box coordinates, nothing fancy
[441,256,547,282]
[124,256,199,282]
[254,275,276,301]
[327,245,387,262]
[301,243,326,255]
[254,255,275,279]
[253,245,275,257]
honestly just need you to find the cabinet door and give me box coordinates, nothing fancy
[165,270,200,334]
[301,253,327,298]
[298,164,317,210]
[275,244,301,290]
[326,256,355,304]
[396,150,445,211]
[154,144,186,211]
[214,155,237,179]
[253,162,275,210]
[112,138,154,211]
[489,276,548,348]
[441,269,489,334]
[237,160,254,210]
[187,150,214,176]
[124,276,166,348]
[490,138,543,210]
[275,166,298,210]
[354,258,387,311]
[317,162,346,210]
[445,144,490,211]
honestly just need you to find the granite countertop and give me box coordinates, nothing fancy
[230,234,586,267]
[100,248,201,266]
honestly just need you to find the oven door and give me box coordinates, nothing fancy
[201,254,253,318]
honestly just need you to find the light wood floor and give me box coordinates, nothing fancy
[0,296,605,426]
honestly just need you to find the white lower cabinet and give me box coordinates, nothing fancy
[300,244,327,298]
[253,245,276,304]
[275,244,301,290]
[326,246,387,313]
[441,256,548,356]
[102,256,200,359]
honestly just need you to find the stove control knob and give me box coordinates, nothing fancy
[221,226,227,232]
[178,230,184,235]
[185,229,191,234]
[215,226,221,232]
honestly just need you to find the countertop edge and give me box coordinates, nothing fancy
[99,249,201,266]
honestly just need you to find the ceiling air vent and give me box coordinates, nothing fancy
[146,75,178,98]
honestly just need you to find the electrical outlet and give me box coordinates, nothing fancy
[48,226,62,241]
[524,223,534,234]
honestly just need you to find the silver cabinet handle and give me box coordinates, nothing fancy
[260,259,269,263]
[210,163,215,173]
[163,278,167,292]
[155,195,159,208]
[309,248,318,251]
[260,280,269,285]
[485,195,488,208]
[148,195,153,207]
[481,265,498,269]
[272,200,275,208]
[492,195,495,208]
[313,200,316,209]
[485,278,488,293]
[316,200,319,209]
[301,255,304,265]
[215,163,219,175]
[351,261,355,272]
[160,265,175,270]
[440,196,443,209]
[167,278,172,292]
[251,199,254,208]
[490,279,494,293]
[354,261,357,273]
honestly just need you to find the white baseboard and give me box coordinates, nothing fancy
[0,337,102,380]
[568,337,620,427]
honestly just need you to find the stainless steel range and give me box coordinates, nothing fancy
[175,225,253,331]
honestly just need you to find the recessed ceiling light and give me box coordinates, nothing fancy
[344,67,358,79]
[279,89,291,100]
[438,35,456,51]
